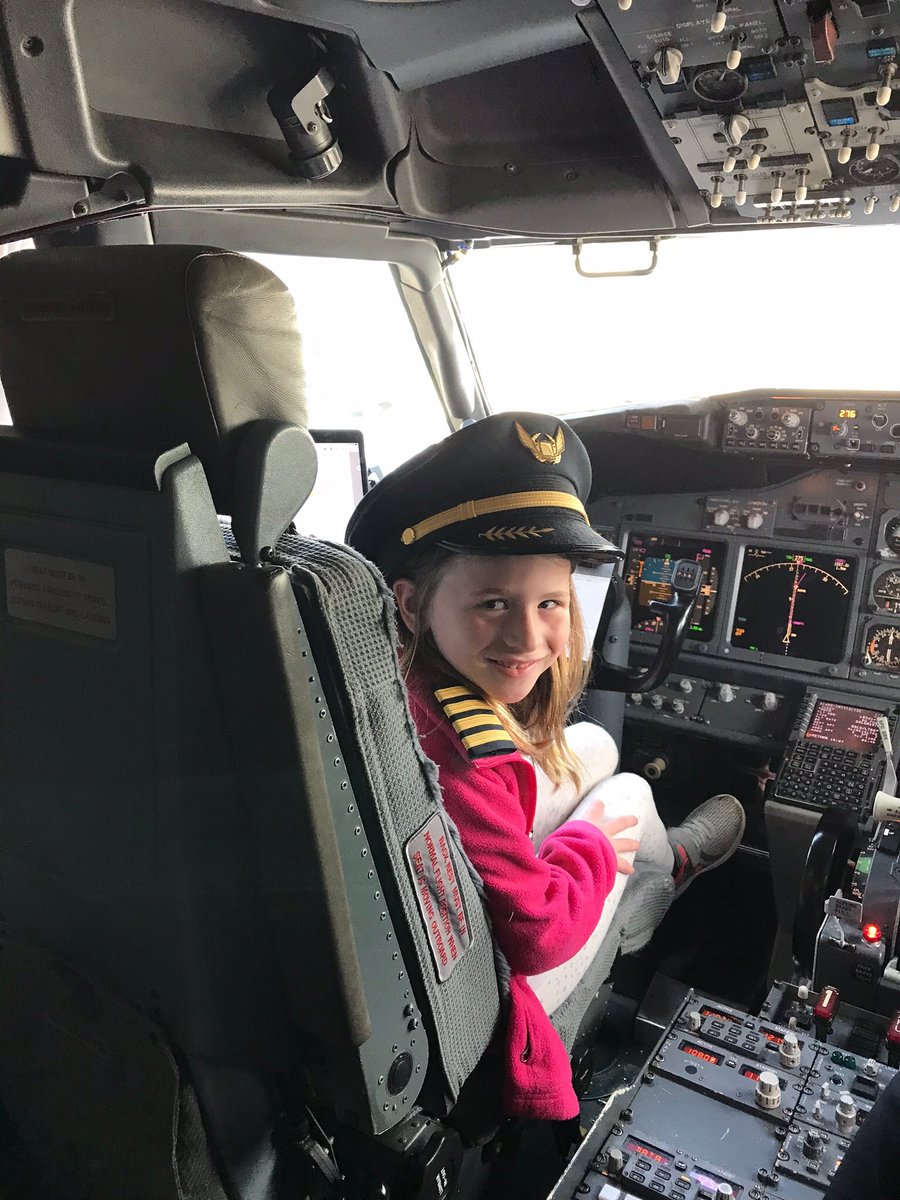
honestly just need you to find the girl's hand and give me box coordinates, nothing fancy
[581,800,640,875]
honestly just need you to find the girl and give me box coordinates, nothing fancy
[346,412,744,1121]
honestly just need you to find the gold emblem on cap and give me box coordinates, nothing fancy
[515,422,565,465]
[479,526,553,542]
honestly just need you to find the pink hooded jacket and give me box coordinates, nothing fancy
[407,677,618,1119]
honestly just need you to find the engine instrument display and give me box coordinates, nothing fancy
[624,533,724,642]
[863,623,900,673]
[873,568,900,615]
[729,546,856,663]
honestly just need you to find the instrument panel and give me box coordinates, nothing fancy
[591,447,900,689]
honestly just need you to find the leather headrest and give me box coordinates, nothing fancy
[0,245,312,523]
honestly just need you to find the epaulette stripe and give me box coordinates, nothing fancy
[434,685,474,702]
[442,699,495,718]
[451,713,505,733]
[461,728,516,751]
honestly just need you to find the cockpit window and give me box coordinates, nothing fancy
[0,239,35,425]
[250,254,448,475]
[450,227,900,416]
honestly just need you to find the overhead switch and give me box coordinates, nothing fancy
[838,131,853,164]
[810,10,839,64]
[727,35,743,70]
[734,174,748,206]
[865,194,878,214]
[795,168,810,202]
[711,0,727,33]
[877,60,897,106]
[655,46,684,85]
[770,170,785,204]
[867,128,882,160]
[890,194,900,212]
[748,144,765,170]
[710,175,724,208]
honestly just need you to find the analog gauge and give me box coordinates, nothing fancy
[848,155,900,185]
[691,67,748,104]
[863,624,900,672]
[884,515,900,554]
[873,568,900,614]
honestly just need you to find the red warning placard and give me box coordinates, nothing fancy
[406,814,473,982]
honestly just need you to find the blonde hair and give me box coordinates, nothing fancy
[396,547,591,789]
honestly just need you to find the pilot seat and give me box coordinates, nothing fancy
[0,245,673,1200]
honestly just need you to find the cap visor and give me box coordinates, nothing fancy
[437,511,623,562]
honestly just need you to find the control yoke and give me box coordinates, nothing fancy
[589,558,702,694]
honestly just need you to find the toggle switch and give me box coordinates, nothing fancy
[890,194,900,212]
[838,130,853,164]
[734,173,748,206]
[709,175,724,208]
[864,194,878,215]
[618,0,633,9]
[747,143,765,170]
[795,168,810,202]
[867,127,882,161]
[711,0,727,33]
[877,60,897,107]
[654,45,684,85]
[727,33,743,70]
[770,170,785,204]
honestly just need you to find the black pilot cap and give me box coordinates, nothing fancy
[345,411,623,581]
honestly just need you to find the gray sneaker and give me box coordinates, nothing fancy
[667,794,745,895]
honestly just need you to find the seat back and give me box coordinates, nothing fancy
[0,246,500,1177]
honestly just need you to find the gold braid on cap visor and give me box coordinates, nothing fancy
[400,490,588,546]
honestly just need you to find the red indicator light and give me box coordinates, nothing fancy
[815,987,840,1022]
[863,923,883,944]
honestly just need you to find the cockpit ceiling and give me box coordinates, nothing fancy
[2,0,900,242]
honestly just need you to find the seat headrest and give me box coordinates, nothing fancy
[0,245,313,527]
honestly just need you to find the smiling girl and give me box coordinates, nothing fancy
[347,412,744,1122]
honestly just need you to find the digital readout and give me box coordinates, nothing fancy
[679,1039,723,1065]
[700,1006,730,1022]
[741,1065,761,1081]
[839,409,857,419]
[624,1138,672,1167]
[624,533,724,642]
[761,1028,784,1045]
[691,1169,743,1197]
[805,700,880,753]
[729,546,855,664]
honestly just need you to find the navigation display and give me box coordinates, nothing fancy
[805,701,880,753]
[624,533,724,642]
[729,546,856,663]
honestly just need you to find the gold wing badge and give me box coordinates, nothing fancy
[515,421,565,465]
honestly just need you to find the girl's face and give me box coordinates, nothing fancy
[394,554,573,705]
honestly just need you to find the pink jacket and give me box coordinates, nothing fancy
[407,677,618,1119]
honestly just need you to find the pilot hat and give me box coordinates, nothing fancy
[346,411,622,581]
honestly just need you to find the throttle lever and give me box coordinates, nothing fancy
[589,558,703,693]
